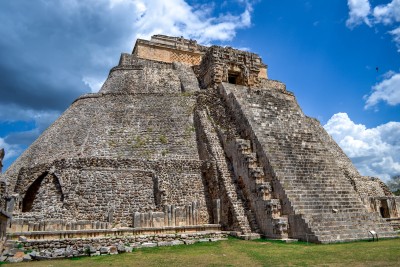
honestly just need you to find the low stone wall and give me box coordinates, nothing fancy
[1,229,227,263]
[9,219,111,233]
[7,224,221,240]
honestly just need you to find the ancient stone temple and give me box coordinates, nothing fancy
[0,35,399,256]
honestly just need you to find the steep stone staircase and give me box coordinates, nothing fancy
[229,138,289,239]
[219,83,397,243]
[195,109,253,235]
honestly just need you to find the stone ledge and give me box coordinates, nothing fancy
[73,90,199,104]
[7,224,222,241]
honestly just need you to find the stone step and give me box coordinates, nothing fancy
[299,210,396,241]
[284,190,359,196]
[291,201,364,207]
[284,183,354,189]
[291,195,362,201]
[293,207,364,213]
[307,212,381,220]
[287,195,359,201]
[293,201,363,207]
[311,221,393,230]
[313,228,394,236]
[285,185,354,191]
[292,199,362,205]
[317,233,389,243]
[316,228,397,237]
[312,223,392,231]
[310,219,389,227]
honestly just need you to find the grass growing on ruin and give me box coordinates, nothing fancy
[3,237,400,267]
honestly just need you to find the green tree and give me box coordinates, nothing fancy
[387,175,400,196]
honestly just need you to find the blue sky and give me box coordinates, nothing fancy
[0,0,399,181]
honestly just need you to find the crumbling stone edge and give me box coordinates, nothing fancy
[0,231,228,263]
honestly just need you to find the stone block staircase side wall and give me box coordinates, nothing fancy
[172,62,200,93]
[220,136,289,239]
[194,108,252,234]
[219,83,396,243]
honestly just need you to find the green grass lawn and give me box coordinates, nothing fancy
[2,237,400,267]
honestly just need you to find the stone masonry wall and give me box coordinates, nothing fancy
[5,93,199,194]
[3,53,209,234]
[9,158,208,230]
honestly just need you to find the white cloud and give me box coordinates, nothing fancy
[83,76,106,93]
[346,0,371,28]
[133,0,253,44]
[347,0,400,51]
[364,72,400,109]
[373,0,400,25]
[0,138,22,161]
[324,112,400,181]
[389,26,400,51]
[346,1,400,109]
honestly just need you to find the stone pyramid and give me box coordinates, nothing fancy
[0,35,398,247]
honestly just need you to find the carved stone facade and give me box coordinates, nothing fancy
[197,46,267,88]
[133,35,206,66]
[0,35,398,260]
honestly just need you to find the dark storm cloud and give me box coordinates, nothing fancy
[0,62,86,111]
[0,0,253,171]
[0,0,252,120]
[0,0,138,117]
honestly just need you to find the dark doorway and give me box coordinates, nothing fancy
[22,172,47,212]
[380,200,390,218]
[228,73,238,84]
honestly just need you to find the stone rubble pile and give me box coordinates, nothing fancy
[0,232,228,263]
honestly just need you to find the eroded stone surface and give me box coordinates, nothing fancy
[0,34,398,255]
